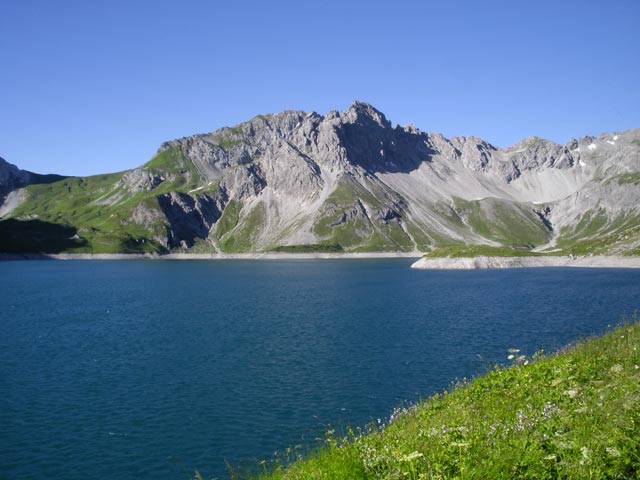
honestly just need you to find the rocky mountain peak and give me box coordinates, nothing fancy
[340,101,391,129]
[0,157,31,199]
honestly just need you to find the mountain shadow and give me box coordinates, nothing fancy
[335,103,436,174]
[0,219,87,253]
[27,173,69,186]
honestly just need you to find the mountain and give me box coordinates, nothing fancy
[1,101,639,255]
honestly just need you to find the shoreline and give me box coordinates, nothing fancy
[410,255,640,269]
[1,252,639,268]
[0,252,425,261]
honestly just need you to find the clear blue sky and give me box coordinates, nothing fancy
[1,0,639,176]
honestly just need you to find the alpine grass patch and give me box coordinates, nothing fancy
[230,317,640,480]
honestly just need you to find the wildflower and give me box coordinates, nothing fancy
[508,354,515,360]
[610,364,623,374]
[401,451,424,462]
[544,454,557,461]
[606,446,621,457]
[541,402,560,419]
[564,388,579,398]
[580,446,592,465]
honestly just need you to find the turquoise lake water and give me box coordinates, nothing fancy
[1,259,639,479]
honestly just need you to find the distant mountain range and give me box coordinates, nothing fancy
[1,101,639,255]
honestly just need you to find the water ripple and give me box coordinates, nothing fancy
[1,260,639,479]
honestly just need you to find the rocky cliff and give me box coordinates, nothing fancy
[1,102,639,255]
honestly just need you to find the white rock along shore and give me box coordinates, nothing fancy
[410,255,640,269]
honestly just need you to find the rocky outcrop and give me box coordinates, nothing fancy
[157,191,226,249]
[118,168,165,193]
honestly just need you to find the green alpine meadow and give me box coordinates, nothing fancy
[237,319,640,480]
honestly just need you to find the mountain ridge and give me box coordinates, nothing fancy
[1,101,639,255]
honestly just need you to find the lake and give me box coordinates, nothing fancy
[1,259,639,479]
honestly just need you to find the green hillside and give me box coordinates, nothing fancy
[237,320,640,480]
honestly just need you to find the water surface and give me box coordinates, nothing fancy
[1,260,639,479]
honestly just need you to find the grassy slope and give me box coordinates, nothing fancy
[555,209,640,257]
[451,197,552,248]
[312,178,416,252]
[4,146,205,253]
[246,320,640,480]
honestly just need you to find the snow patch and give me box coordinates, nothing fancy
[613,135,619,140]
[579,160,587,168]
[606,140,615,145]
[188,182,215,194]
[587,143,597,151]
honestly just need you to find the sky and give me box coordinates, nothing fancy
[1,0,639,176]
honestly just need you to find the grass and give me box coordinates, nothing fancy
[426,245,543,258]
[611,173,640,186]
[237,318,640,480]
[268,244,344,253]
[217,202,267,252]
[4,146,207,253]
[556,210,640,256]
[311,178,417,252]
[9,174,169,254]
[451,197,551,247]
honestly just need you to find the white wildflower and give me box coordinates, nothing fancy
[401,451,424,462]
[610,364,623,374]
[565,388,579,398]
[542,402,560,419]
[606,446,621,457]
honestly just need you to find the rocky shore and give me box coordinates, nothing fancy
[410,255,640,269]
